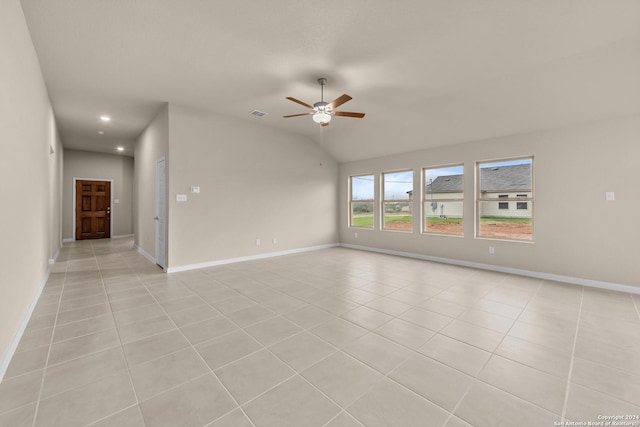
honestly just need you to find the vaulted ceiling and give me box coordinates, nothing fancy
[20,0,640,162]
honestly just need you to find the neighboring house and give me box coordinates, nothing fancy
[424,164,532,218]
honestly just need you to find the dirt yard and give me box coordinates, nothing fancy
[385,220,532,240]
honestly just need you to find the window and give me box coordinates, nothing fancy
[477,157,533,241]
[349,174,374,228]
[423,165,464,236]
[382,170,413,232]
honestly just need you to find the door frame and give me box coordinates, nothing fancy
[72,177,114,241]
[155,157,167,270]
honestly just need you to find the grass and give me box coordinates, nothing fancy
[351,216,373,227]
[384,215,413,224]
[426,217,462,224]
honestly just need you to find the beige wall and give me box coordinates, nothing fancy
[62,150,134,240]
[0,0,63,372]
[134,104,169,261]
[340,115,640,288]
[166,104,339,269]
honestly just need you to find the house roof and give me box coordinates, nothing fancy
[426,163,531,193]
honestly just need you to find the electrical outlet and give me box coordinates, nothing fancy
[176,194,187,202]
[354,232,358,238]
[489,246,495,255]
[255,239,261,246]
[272,237,277,244]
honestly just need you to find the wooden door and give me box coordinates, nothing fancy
[76,180,111,239]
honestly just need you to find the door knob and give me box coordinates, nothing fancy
[154,216,159,220]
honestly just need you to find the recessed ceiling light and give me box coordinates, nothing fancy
[97,130,105,135]
[116,146,125,152]
[100,116,111,122]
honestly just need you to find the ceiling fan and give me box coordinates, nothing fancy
[283,78,365,126]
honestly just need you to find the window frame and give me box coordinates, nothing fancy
[476,156,534,242]
[381,169,414,233]
[422,163,464,236]
[348,173,375,229]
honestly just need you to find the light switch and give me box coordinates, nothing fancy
[176,194,187,202]
[191,186,200,193]
[114,199,120,204]
[605,192,615,201]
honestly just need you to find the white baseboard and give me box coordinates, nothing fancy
[134,244,156,264]
[112,234,134,239]
[62,238,74,243]
[166,243,339,273]
[340,243,640,295]
[0,270,50,383]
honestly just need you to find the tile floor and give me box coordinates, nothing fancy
[1,238,639,427]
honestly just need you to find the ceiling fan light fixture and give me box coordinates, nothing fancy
[313,112,331,124]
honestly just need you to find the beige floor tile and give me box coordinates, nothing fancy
[441,319,505,352]
[226,305,277,327]
[129,347,209,400]
[117,314,176,344]
[343,333,412,375]
[456,309,514,333]
[518,307,579,332]
[564,383,640,424]
[3,345,49,379]
[507,320,576,353]
[85,405,145,427]
[578,312,640,352]
[59,293,108,312]
[0,402,36,427]
[244,316,302,346]
[41,346,128,399]
[260,295,307,314]
[52,313,115,343]
[302,351,384,407]
[282,305,335,329]
[139,373,236,427]
[390,354,473,411]
[208,408,253,427]
[418,297,467,318]
[443,415,474,427]
[472,298,523,319]
[571,357,640,406]
[399,307,454,332]
[48,328,120,366]
[478,355,566,414]
[341,306,393,331]
[310,318,368,349]
[574,335,640,376]
[216,349,295,404]
[374,318,435,350]
[419,334,491,376]
[158,295,206,314]
[365,297,412,317]
[123,329,190,366]
[387,289,430,305]
[495,336,572,378]
[269,331,337,372]
[112,303,166,326]
[455,382,557,427]
[313,296,360,316]
[0,369,43,414]
[196,329,262,370]
[14,326,54,353]
[180,316,238,345]
[55,303,111,325]
[243,375,340,427]
[168,304,219,327]
[341,289,380,305]
[347,378,449,427]
[325,411,365,427]
[35,371,137,427]
[209,295,257,315]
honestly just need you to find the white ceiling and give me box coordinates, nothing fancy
[20,0,640,162]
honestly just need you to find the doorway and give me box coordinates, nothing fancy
[75,179,111,240]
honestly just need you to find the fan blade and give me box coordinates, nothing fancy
[321,122,330,127]
[334,111,365,118]
[328,94,352,110]
[283,113,313,118]
[286,97,314,109]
